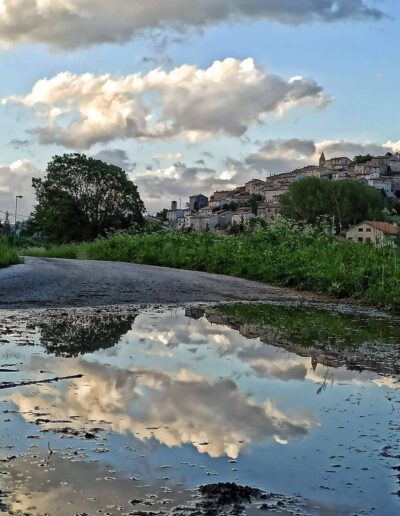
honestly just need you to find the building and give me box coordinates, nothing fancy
[198,206,213,216]
[389,157,400,173]
[324,157,353,170]
[367,178,393,196]
[166,208,185,224]
[370,155,392,167]
[209,212,233,231]
[189,194,209,212]
[260,185,289,203]
[209,198,230,211]
[212,189,237,201]
[245,179,267,196]
[346,221,399,246]
[332,170,350,181]
[231,209,255,226]
[231,191,252,205]
[185,214,210,232]
[354,163,387,177]
[257,203,281,220]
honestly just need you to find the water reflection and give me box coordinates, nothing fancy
[11,359,318,458]
[1,303,400,514]
[31,309,138,356]
[203,304,400,375]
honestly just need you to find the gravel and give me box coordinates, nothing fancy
[0,257,323,309]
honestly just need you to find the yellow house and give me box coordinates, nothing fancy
[346,221,399,246]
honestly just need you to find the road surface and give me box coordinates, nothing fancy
[0,257,324,309]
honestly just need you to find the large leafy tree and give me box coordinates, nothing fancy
[280,177,395,230]
[31,153,145,241]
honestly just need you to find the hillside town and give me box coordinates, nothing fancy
[156,151,400,241]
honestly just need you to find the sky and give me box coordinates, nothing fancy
[0,0,399,217]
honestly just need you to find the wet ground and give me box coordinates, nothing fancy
[0,258,327,308]
[1,302,400,515]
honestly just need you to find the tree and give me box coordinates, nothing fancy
[280,177,395,231]
[31,154,145,241]
[3,212,11,234]
[227,200,239,212]
[353,154,372,164]
[156,208,168,221]
[249,194,264,215]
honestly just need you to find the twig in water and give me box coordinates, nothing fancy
[0,374,83,390]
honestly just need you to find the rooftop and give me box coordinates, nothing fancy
[363,221,399,235]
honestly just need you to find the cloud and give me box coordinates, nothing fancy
[133,159,257,213]
[316,139,400,157]
[3,58,328,149]
[0,1,385,50]
[11,359,318,459]
[151,152,182,162]
[93,149,136,171]
[0,159,41,215]
[245,138,400,173]
[245,138,317,173]
[10,138,31,150]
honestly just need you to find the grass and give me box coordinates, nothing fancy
[21,219,400,310]
[0,242,20,268]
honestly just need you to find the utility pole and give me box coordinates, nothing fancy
[14,195,23,247]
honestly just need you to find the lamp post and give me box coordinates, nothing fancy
[14,195,23,247]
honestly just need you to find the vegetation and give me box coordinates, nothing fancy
[208,303,400,349]
[22,219,400,309]
[353,154,372,164]
[36,311,137,357]
[280,177,396,230]
[30,153,145,242]
[0,240,20,268]
[249,194,264,214]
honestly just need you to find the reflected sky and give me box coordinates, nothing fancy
[1,304,400,515]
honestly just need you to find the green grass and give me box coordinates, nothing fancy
[21,244,86,260]
[21,219,400,310]
[0,242,20,268]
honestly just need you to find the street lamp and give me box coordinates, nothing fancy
[14,195,23,247]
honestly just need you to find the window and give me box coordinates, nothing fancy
[358,228,363,232]
[366,228,372,232]
[358,237,363,242]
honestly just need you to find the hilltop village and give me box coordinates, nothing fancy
[157,151,400,234]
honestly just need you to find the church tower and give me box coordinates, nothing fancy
[319,151,326,167]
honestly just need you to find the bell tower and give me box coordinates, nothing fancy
[319,151,326,167]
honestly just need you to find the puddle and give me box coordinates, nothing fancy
[1,303,400,515]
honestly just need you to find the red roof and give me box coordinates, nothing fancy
[364,221,399,235]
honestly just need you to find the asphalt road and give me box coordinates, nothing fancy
[0,257,322,309]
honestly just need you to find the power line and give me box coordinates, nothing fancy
[0,209,30,220]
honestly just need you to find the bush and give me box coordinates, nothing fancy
[0,241,20,268]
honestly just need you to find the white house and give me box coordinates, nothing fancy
[367,178,393,195]
[231,211,255,225]
[346,221,399,246]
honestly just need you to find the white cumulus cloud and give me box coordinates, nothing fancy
[3,58,328,149]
